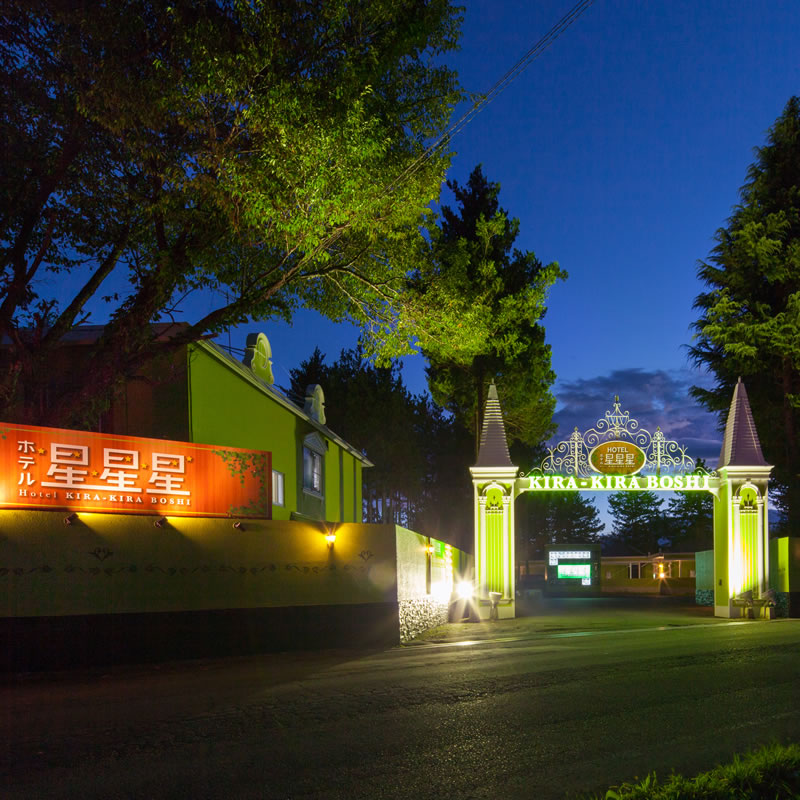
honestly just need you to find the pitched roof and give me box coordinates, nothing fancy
[194,339,373,467]
[474,384,514,467]
[717,377,770,468]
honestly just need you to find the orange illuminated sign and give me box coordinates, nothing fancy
[0,423,270,518]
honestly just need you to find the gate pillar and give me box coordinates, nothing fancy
[469,384,518,619]
[713,379,772,617]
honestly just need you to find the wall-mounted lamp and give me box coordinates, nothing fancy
[233,521,245,531]
[425,545,435,555]
[324,522,337,547]
[154,517,167,529]
[63,512,78,525]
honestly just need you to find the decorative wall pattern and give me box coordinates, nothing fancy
[0,561,370,579]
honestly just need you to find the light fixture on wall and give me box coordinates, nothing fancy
[324,522,337,547]
[233,521,245,531]
[63,512,78,525]
[153,516,167,528]
[425,544,434,555]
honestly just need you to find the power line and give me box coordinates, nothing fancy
[389,0,596,193]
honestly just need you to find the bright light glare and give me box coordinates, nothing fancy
[456,581,473,599]
[432,582,452,603]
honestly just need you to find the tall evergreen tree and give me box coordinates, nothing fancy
[415,165,566,456]
[665,491,713,553]
[606,491,666,555]
[664,460,713,552]
[288,347,472,547]
[690,97,800,531]
[521,492,605,562]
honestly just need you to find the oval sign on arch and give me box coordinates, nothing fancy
[588,440,646,475]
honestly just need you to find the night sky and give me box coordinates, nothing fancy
[106,2,800,468]
[243,0,797,470]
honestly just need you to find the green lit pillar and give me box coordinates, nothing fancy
[713,378,772,618]
[469,385,518,619]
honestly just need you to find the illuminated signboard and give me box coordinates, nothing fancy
[588,440,645,475]
[0,422,270,518]
[544,544,600,594]
[557,564,591,579]
[523,397,718,495]
[522,473,715,492]
[549,549,590,565]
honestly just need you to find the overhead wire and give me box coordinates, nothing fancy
[387,0,596,194]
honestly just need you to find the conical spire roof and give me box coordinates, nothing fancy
[717,377,769,468]
[474,383,513,467]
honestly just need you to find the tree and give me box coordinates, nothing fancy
[521,492,605,562]
[287,347,473,547]
[690,97,800,532]
[415,165,566,456]
[664,491,713,553]
[664,460,713,552]
[606,491,665,555]
[1,0,465,428]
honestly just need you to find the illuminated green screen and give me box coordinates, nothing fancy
[557,564,591,579]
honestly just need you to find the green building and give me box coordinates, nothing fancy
[1,328,475,670]
[101,329,371,522]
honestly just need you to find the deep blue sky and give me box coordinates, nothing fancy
[234,0,799,467]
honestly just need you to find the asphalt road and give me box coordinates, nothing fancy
[2,619,799,799]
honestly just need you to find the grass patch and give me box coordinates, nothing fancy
[583,742,800,799]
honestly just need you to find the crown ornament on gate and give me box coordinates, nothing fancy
[529,396,706,478]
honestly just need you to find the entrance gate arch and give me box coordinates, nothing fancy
[469,380,771,620]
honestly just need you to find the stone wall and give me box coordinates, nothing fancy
[695,589,714,606]
[398,597,448,643]
[774,592,790,618]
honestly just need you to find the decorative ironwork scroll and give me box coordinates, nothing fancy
[534,396,702,478]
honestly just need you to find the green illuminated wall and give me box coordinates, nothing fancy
[486,509,504,594]
[740,508,759,593]
[769,537,800,596]
[188,344,299,519]
[712,484,730,609]
[0,510,399,617]
[695,549,714,591]
[187,343,364,523]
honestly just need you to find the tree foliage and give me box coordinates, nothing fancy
[520,492,605,562]
[690,97,800,531]
[288,347,473,548]
[663,460,713,552]
[416,165,566,455]
[606,491,665,555]
[1,0,465,427]
[664,491,713,552]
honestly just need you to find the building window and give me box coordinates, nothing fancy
[272,470,284,507]
[303,447,323,494]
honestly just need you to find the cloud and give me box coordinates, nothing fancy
[551,367,722,466]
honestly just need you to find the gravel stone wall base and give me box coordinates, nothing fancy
[774,592,790,618]
[695,589,790,616]
[399,597,448,643]
[695,589,714,606]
